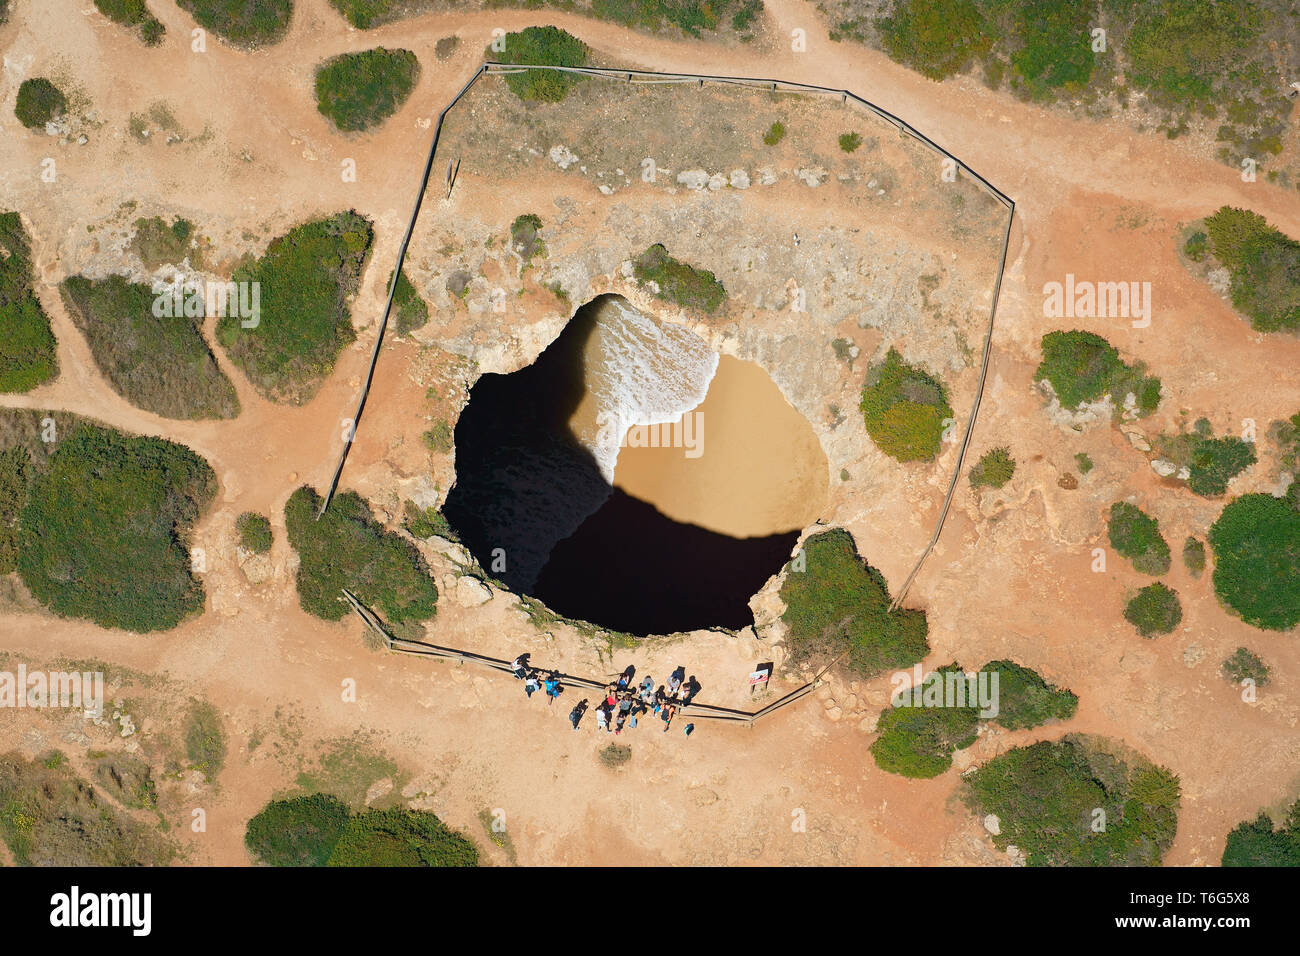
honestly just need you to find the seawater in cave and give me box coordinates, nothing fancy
[443,294,828,635]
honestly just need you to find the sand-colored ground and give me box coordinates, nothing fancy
[0,0,1298,866]
[615,355,828,538]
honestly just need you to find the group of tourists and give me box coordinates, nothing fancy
[510,654,701,737]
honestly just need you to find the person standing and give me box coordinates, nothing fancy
[544,672,561,705]
[524,671,540,699]
[510,654,529,679]
[569,699,588,730]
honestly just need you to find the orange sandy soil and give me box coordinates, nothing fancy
[0,0,1298,865]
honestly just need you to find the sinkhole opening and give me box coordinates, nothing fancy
[443,294,828,636]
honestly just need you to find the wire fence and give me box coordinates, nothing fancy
[319,60,1017,612]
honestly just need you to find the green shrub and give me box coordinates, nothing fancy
[871,665,979,778]
[1075,451,1093,475]
[1183,230,1209,262]
[14,78,67,130]
[285,485,438,624]
[326,806,478,867]
[184,700,226,780]
[0,445,31,574]
[176,0,293,48]
[493,26,589,103]
[0,213,58,393]
[762,121,786,145]
[131,215,199,270]
[838,131,862,152]
[1124,582,1182,637]
[59,275,240,420]
[979,659,1077,730]
[1222,800,1300,867]
[510,213,546,266]
[237,512,273,553]
[217,211,372,404]
[389,270,428,335]
[403,500,453,540]
[1208,493,1300,630]
[245,793,351,866]
[17,423,215,632]
[1221,646,1269,688]
[875,0,993,81]
[969,447,1015,488]
[1203,206,1300,332]
[633,243,727,315]
[94,0,165,45]
[599,743,632,767]
[1154,420,1256,497]
[779,528,929,678]
[1107,502,1171,575]
[327,0,416,28]
[1274,411,1300,475]
[1182,535,1205,576]
[1035,330,1160,415]
[998,0,1096,100]
[859,347,952,463]
[422,419,452,453]
[965,735,1180,866]
[315,48,420,133]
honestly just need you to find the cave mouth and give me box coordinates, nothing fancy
[442,294,828,636]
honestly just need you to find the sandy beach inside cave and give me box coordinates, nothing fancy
[614,355,829,538]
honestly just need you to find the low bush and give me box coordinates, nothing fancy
[1208,493,1300,630]
[599,743,633,767]
[1183,536,1206,576]
[131,215,198,270]
[979,659,1077,730]
[1124,582,1182,637]
[1035,330,1160,415]
[326,806,478,866]
[176,0,293,48]
[859,347,953,463]
[403,500,453,540]
[875,0,993,81]
[510,213,545,265]
[285,485,438,624]
[315,48,420,133]
[1155,419,1256,497]
[422,420,452,453]
[1221,647,1269,688]
[1107,501,1171,575]
[871,665,979,778]
[184,699,226,780]
[633,243,727,315]
[1183,230,1209,262]
[779,528,929,678]
[217,211,372,404]
[493,27,588,103]
[0,445,30,573]
[0,213,58,393]
[245,793,351,866]
[237,512,273,553]
[387,271,428,335]
[1075,451,1093,475]
[60,275,239,419]
[838,132,863,152]
[969,447,1014,488]
[762,121,786,145]
[1273,411,1300,475]
[964,734,1180,866]
[17,423,215,632]
[1222,800,1300,867]
[94,0,165,45]
[1203,206,1300,333]
[14,78,66,130]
